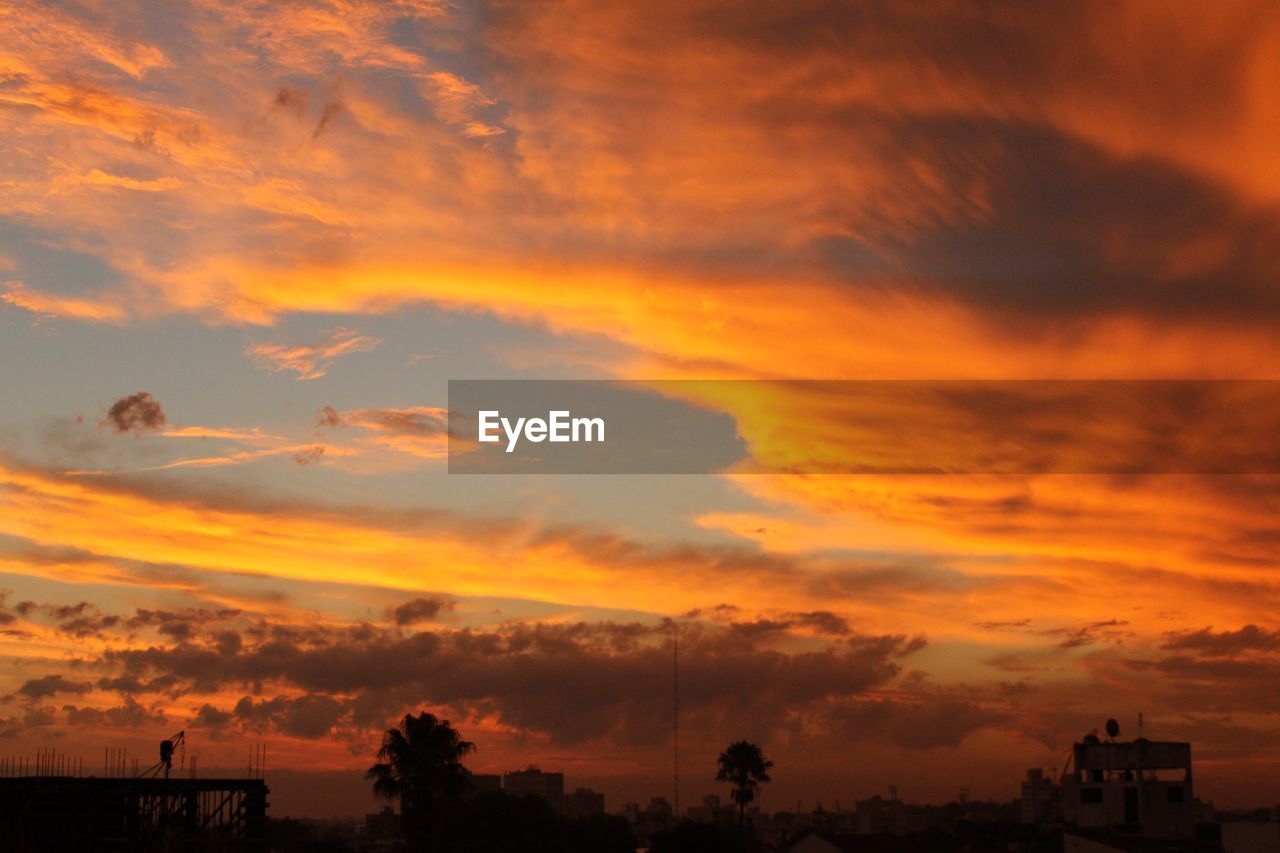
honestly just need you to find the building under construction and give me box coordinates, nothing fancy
[0,733,269,852]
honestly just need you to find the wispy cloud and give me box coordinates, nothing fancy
[316,405,449,459]
[245,327,383,380]
[2,281,125,323]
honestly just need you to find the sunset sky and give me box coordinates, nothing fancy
[2,0,1280,817]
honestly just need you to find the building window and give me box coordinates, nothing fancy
[1166,787,1184,803]
[1080,788,1103,804]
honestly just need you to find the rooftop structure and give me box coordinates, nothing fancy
[1061,734,1194,838]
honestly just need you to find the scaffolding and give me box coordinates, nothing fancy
[0,775,268,852]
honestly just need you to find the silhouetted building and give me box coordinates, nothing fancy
[620,797,678,841]
[1022,768,1061,824]
[0,776,268,852]
[1061,736,1194,838]
[470,773,501,794]
[564,787,605,818]
[856,794,905,835]
[687,794,734,824]
[502,766,564,814]
[646,796,673,820]
[363,805,400,839]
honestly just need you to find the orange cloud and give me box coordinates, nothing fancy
[317,405,449,461]
[1,281,125,322]
[245,327,383,379]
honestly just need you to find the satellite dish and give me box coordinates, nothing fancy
[1105,718,1120,739]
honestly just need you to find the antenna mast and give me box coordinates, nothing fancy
[673,620,679,818]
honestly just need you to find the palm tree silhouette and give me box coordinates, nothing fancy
[716,740,773,837]
[367,711,476,851]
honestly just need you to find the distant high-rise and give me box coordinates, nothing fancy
[855,794,905,835]
[564,787,605,818]
[502,766,565,814]
[686,793,731,824]
[646,796,673,819]
[1021,768,1060,824]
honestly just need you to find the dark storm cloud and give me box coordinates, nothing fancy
[833,118,1280,325]
[0,707,58,740]
[97,674,179,695]
[128,607,242,626]
[790,610,851,635]
[1162,625,1280,656]
[193,703,233,728]
[213,630,243,656]
[1129,654,1280,685]
[390,596,454,626]
[235,694,346,738]
[63,698,165,728]
[1108,650,1280,720]
[126,607,242,640]
[1044,619,1131,649]
[17,675,92,700]
[10,601,245,643]
[104,392,166,434]
[47,602,91,620]
[728,610,851,640]
[1075,624,1280,717]
[58,613,120,637]
[683,603,741,620]
[33,601,122,637]
[100,615,922,746]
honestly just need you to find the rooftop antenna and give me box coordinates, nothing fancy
[672,619,680,818]
[1138,711,1144,738]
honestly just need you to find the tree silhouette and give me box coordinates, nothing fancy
[367,712,475,852]
[715,740,773,837]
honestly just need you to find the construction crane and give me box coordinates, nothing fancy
[137,730,185,779]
